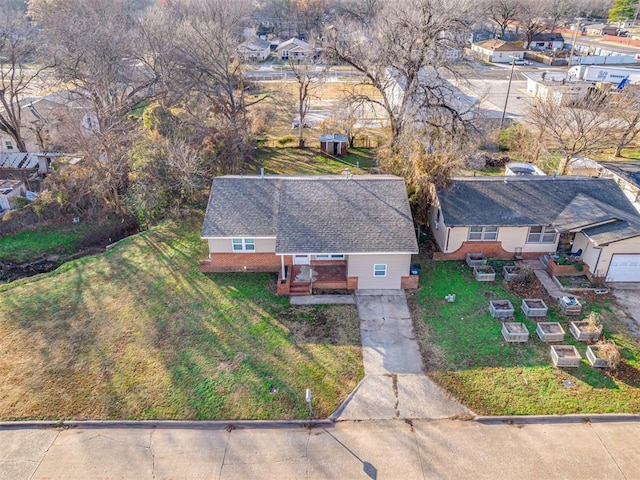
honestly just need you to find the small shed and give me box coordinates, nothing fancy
[319,134,348,157]
[0,179,25,210]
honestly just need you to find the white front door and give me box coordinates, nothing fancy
[293,255,311,265]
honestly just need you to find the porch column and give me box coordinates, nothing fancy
[281,255,286,279]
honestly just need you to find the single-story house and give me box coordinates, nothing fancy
[525,33,565,51]
[319,134,348,157]
[237,38,271,62]
[0,179,25,211]
[471,39,525,63]
[524,72,592,105]
[468,29,496,45]
[429,176,640,282]
[276,38,313,61]
[201,174,419,294]
[599,161,640,213]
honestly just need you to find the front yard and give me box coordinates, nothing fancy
[410,261,640,415]
[0,214,363,420]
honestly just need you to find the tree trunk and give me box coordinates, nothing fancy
[615,144,624,157]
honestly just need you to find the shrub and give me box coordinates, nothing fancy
[277,136,296,146]
[583,311,603,333]
[594,340,622,370]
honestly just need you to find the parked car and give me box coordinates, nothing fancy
[513,59,530,66]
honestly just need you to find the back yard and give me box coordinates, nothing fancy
[0,214,362,420]
[410,261,640,415]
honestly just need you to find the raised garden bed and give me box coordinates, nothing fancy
[556,275,593,289]
[502,265,524,281]
[489,300,515,319]
[466,253,487,267]
[521,298,548,318]
[501,322,529,343]
[536,322,565,342]
[546,257,587,277]
[559,295,582,316]
[550,345,582,368]
[586,345,609,368]
[474,265,496,282]
[570,321,602,342]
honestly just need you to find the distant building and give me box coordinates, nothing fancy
[237,38,271,62]
[471,39,525,63]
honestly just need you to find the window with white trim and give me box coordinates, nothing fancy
[4,141,13,150]
[232,238,255,252]
[315,254,345,260]
[526,226,556,244]
[468,226,498,241]
[373,264,387,277]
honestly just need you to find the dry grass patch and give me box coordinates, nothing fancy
[0,214,363,420]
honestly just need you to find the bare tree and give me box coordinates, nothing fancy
[0,5,49,151]
[486,0,521,39]
[519,0,548,49]
[328,0,477,148]
[290,59,325,148]
[612,86,640,158]
[527,93,622,175]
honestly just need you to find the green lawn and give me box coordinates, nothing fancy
[0,223,87,263]
[410,261,640,415]
[251,146,368,175]
[0,214,363,420]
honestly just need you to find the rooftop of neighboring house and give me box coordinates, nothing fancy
[599,161,640,188]
[0,179,24,194]
[202,175,418,254]
[436,176,640,245]
[531,32,565,42]
[276,37,311,51]
[239,37,271,51]
[473,39,524,51]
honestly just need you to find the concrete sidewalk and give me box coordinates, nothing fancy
[2,418,640,479]
[335,290,468,421]
[524,259,565,299]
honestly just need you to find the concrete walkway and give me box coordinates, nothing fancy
[335,290,468,421]
[524,259,565,299]
[2,418,640,479]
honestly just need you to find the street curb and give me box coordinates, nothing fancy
[0,419,335,431]
[475,414,640,425]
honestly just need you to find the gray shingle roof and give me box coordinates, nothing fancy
[202,175,418,254]
[600,161,640,188]
[438,176,640,245]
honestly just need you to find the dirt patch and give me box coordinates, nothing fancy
[279,304,360,346]
[610,361,640,388]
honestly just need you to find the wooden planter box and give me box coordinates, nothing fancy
[586,345,609,368]
[569,321,602,342]
[559,296,582,316]
[503,265,524,281]
[521,298,548,318]
[550,345,582,368]
[466,253,487,267]
[489,300,515,319]
[474,265,496,282]
[501,322,529,343]
[536,322,565,342]
[546,257,588,277]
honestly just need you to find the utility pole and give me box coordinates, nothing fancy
[500,56,517,130]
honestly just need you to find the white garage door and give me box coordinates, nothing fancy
[607,254,640,282]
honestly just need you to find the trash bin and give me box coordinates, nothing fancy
[410,263,421,276]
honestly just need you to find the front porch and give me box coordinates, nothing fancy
[277,262,352,295]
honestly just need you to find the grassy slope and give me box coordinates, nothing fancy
[0,215,362,420]
[0,223,87,263]
[411,261,640,415]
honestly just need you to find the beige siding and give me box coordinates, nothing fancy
[347,254,411,289]
[207,238,276,254]
[594,236,640,277]
[428,205,448,252]
[574,232,602,274]
[442,226,559,254]
[444,227,468,252]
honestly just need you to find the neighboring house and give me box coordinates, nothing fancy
[429,176,640,282]
[599,161,640,213]
[469,29,496,44]
[200,174,419,294]
[276,38,313,61]
[0,179,25,211]
[0,152,58,175]
[567,156,600,176]
[471,39,525,63]
[525,33,565,51]
[237,38,271,62]
[319,134,348,157]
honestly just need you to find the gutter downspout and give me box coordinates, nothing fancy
[280,255,286,280]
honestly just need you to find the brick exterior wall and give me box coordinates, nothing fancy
[432,241,545,261]
[401,275,419,289]
[546,257,589,277]
[200,253,288,273]
[346,276,358,290]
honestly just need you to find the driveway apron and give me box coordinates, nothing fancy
[334,290,468,421]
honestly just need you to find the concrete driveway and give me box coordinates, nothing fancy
[334,290,468,421]
[611,286,640,337]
